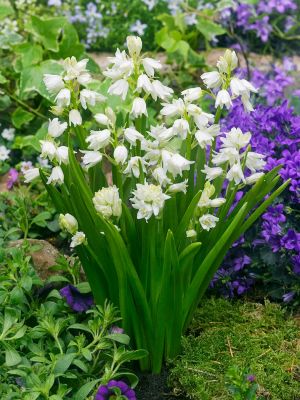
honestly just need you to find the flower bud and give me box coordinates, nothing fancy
[69,109,82,126]
[114,145,128,165]
[126,36,142,57]
[59,213,78,235]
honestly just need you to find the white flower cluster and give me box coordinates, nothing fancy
[0,127,15,162]
[201,49,257,112]
[35,36,267,241]
[59,213,86,248]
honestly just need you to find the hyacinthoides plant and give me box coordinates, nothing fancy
[25,36,289,373]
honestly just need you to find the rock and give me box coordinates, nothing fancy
[9,239,60,280]
[0,173,9,193]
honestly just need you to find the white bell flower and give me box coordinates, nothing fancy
[201,165,223,181]
[226,163,245,185]
[63,57,91,83]
[131,97,148,118]
[43,74,65,94]
[198,182,215,208]
[212,147,240,166]
[56,146,69,165]
[131,182,170,221]
[160,98,185,117]
[172,119,190,139]
[195,125,220,149]
[181,87,202,103]
[217,49,238,73]
[162,150,194,178]
[168,180,188,194]
[148,124,174,143]
[151,80,173,101]
[123,156,147,178]
[59,213,78,235]
[48,118,67,138]
[142,57,162,77]
[127,35,142,57]
[81,150,102,169]
[221,127,251,150]
[209,198,226,207]
[199,214,219,231]
[55,88,71,107]
[24,167,40,183]
[86,129,111,150]
[47,166,64,185]
[215,89,232,110]
[124,127,144,145]
[69,109,82,126]
[108,79,129,100]
[80,89,106,109]
[114,145,128,165]
[153,167,171,186]
[40,140,57,161]
[94,113,110,126]
[201,71,222,89]
[137,74,153,95]
[241,93,254,112]
[186,229,197,238]
[245,172,265,185]
[93,185,122,219]
[70,231,86,248]
[230,78,257,97]
[193,112,215,129]
[245,152,266,173]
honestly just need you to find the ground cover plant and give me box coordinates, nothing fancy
[170,298,300,400]
[23,37,290,373]
[0,244,144,399]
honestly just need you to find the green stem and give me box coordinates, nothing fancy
[5,91,48,121]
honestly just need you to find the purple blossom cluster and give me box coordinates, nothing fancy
[221,0,298,43]
[65,2,110,48]
[212,66,300,303]
[95,380,136,400]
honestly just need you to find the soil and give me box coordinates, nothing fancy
[135,367,186,400]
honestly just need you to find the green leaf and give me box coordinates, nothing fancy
[5,348,22,367]
[55,23,85,59]
[31,211,52,227]
[197,17,226,40]
[0,71,7,83]
[73,379,100,400]
[19,60,63,100]
[13,123,47,151]
[53,353,76,375]
[14,43,43,67]
[0,4,14,20]
[12,107,34,128]
[105,333,131,345]
[29,16,67,52]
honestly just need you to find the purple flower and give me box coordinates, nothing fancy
[249,16,272,42]
[110,326,125,334]
[283,291,295,303]
[95,380,136,400]
[292,254,300,275]
[247,374,256,383]
[6,168,18,190]
[280,229,300,252]
[60,284,94,312]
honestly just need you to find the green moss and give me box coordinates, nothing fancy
[170,298,300,399]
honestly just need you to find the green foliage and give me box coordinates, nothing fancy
[0,184,58,243]
[0,245,143,399]
[0,2,98,158]
[170,298,300,400]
